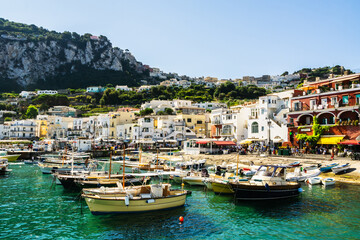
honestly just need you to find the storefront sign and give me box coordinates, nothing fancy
[300,128,311,132]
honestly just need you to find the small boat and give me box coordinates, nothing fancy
[183,169,209,186]
[320,163,339,173]
[332,163,350,174]
[0,151,21,162]
[288,161,301,167]
[305,177,322,185]
[286,167,321,182]
[82,183,187,215]
[322,178,335,187]
[230,165,301,201]
[0,159,11,175]
[24,160,39,165]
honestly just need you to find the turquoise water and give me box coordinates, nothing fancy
[1,164,360,240]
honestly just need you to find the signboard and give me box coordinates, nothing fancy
[300,128,311,132]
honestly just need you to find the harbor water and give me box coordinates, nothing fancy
[1,164,360,239]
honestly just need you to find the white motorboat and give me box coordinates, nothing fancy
[286,167,321,182]
[0,159,11,175]
[331,163,350,174]
[322,178,335,187]
[305,177,322,185]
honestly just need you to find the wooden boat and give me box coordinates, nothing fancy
[321,178,335,187]
[0,159,11,175]
[82,183,187,215]
[305,177,322,185]
[320,163,339,173]
[332,163,350,174]
[230,165,301,201]
[0,151,21,162]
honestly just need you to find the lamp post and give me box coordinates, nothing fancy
[267,118,271,155]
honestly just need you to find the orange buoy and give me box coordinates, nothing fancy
[179,216,184,223]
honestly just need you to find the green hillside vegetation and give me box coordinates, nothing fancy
[99,82,266,106]
[294,65,353,81]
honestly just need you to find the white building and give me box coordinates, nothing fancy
[194,102,227,111]
[37,90,58,95]
[9,120,37,139]
[137,85,153,92]
[245,90,295,145]
[19,91,37,99]
[115,85,132,91]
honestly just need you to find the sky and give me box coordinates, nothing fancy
[1,0,360,79]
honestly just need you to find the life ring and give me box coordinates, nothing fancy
[272,182,276,185]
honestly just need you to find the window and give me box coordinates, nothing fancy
[261,109,265,115]
[196,120,202,124]
[262,99,265,104]
[187,118,192,123]
[294,102,301,111]
[331,97,338,105]
[268,99,271,104]
[321,98,327,106]
[251,122,259,133]
[261,126,264,131]
[342,95,349,104]
[356,94,360,105]
[306,116,311,125]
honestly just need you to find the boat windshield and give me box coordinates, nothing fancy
[0,151,7,156]
[255,166,276,177]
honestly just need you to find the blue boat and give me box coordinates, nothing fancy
[320,163,339,173]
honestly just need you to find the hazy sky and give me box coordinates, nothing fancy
[1,0,360,79]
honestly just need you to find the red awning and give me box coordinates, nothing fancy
[339,140,360,145]
[196,140,210,144]
[213,141,236,146]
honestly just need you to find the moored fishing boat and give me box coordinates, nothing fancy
[320,163,339,173]
[321,178,335,186]
[0,151,21,162]
[82,183,187,214]
[332,163,350,174]
[230,165,301,200]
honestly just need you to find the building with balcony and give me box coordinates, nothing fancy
[244,90,297,146]
[9,120,37,139]
[288,73,360,146]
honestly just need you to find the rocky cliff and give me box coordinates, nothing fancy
[0,18,149,91]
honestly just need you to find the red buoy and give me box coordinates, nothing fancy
[179,216,184,223]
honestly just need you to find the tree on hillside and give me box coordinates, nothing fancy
[25,105,38,119]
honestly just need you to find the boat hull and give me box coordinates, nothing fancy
[305,177,322,185]
[332,165,350,174]
[211,181,234,194]
[0,154,21,162]
[84,194,187,214]
[230,183,300,200]
[322,178,335,187]
[183,177,205,186]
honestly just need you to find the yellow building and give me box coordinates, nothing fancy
[109,111,136,138]
[175,114,208,138]
[36,119,48,138]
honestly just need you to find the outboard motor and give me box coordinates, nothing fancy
[215,166,222,176]
[201,168,209,177]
